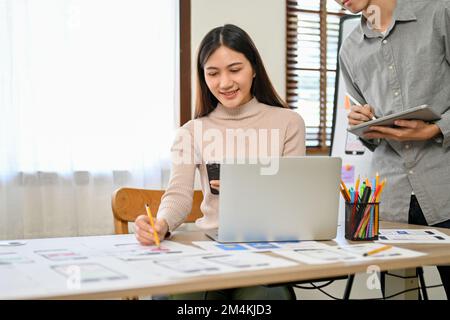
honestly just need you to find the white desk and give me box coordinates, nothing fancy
[2,221,450,299]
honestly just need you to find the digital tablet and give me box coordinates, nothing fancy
[347,105,441,137]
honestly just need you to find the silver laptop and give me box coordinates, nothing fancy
[205,157,342,243]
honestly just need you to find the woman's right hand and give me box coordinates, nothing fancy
[134,215,169,246]
[348,104,375,126]
[210,180,220,191]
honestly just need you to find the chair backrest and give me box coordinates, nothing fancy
[111,188,204,234]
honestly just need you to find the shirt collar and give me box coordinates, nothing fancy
[359,0,417,40]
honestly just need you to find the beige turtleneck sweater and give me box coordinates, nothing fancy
[157,97,306,232]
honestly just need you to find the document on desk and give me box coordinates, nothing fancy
[191,240,329,252]
[34,248,90,261]
[377,229,450,243]
[0,234,207,299]
[0,252,35,265]
[80,234,204,261]
[274,247,365,264]
[336,243,425,260]
[0,265,47,299]
[1,236,203,263]
[103,241,204,262]
[131,252,298,278]
[0,255,168,299]
[274,243,425,264]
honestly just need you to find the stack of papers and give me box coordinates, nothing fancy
[131,251,297,278]
[274,243,425,264]
[377,229,450,243]
[0,234,299,299]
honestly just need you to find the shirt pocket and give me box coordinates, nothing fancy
[400,34,445,101]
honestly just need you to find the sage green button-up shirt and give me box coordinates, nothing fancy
[339,0,450,225]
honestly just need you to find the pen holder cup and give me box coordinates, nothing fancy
[345,202,380,241]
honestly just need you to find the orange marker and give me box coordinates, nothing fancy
[344,95,352,110]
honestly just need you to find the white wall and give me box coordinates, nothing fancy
[191,0,286,114]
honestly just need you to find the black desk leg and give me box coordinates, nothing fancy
[416,267,428,300]
[343,274,355,300]
[380,271,386,299]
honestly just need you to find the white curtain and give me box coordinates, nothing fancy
[0,0,179,240]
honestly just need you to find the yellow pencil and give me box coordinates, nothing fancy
[363,245,392,257]
[340,184,351,202]
[340,179,351,201]
[355,175,360,193]
[374,179,386,235]
[145,203,160,247]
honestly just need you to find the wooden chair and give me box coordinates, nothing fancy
[111,188,204,234]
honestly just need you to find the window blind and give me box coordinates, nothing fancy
[286,0,346,152]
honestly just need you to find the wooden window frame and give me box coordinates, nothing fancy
[286,0,346,155]
[179,0,191,126]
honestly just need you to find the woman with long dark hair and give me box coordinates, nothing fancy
[134,24,305,299]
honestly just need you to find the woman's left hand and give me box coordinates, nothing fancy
[210,180,220,191]
[363,120,442,141]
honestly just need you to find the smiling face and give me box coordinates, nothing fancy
[335,0,371,13]
[203,45,255,109]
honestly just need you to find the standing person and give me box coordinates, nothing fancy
[134,24,305,299]
[337,0,450,298]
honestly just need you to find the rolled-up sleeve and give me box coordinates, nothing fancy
[339,53,366,106]
[435,109,450,148]
[437,3,450,149]
[339,52,380,151]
